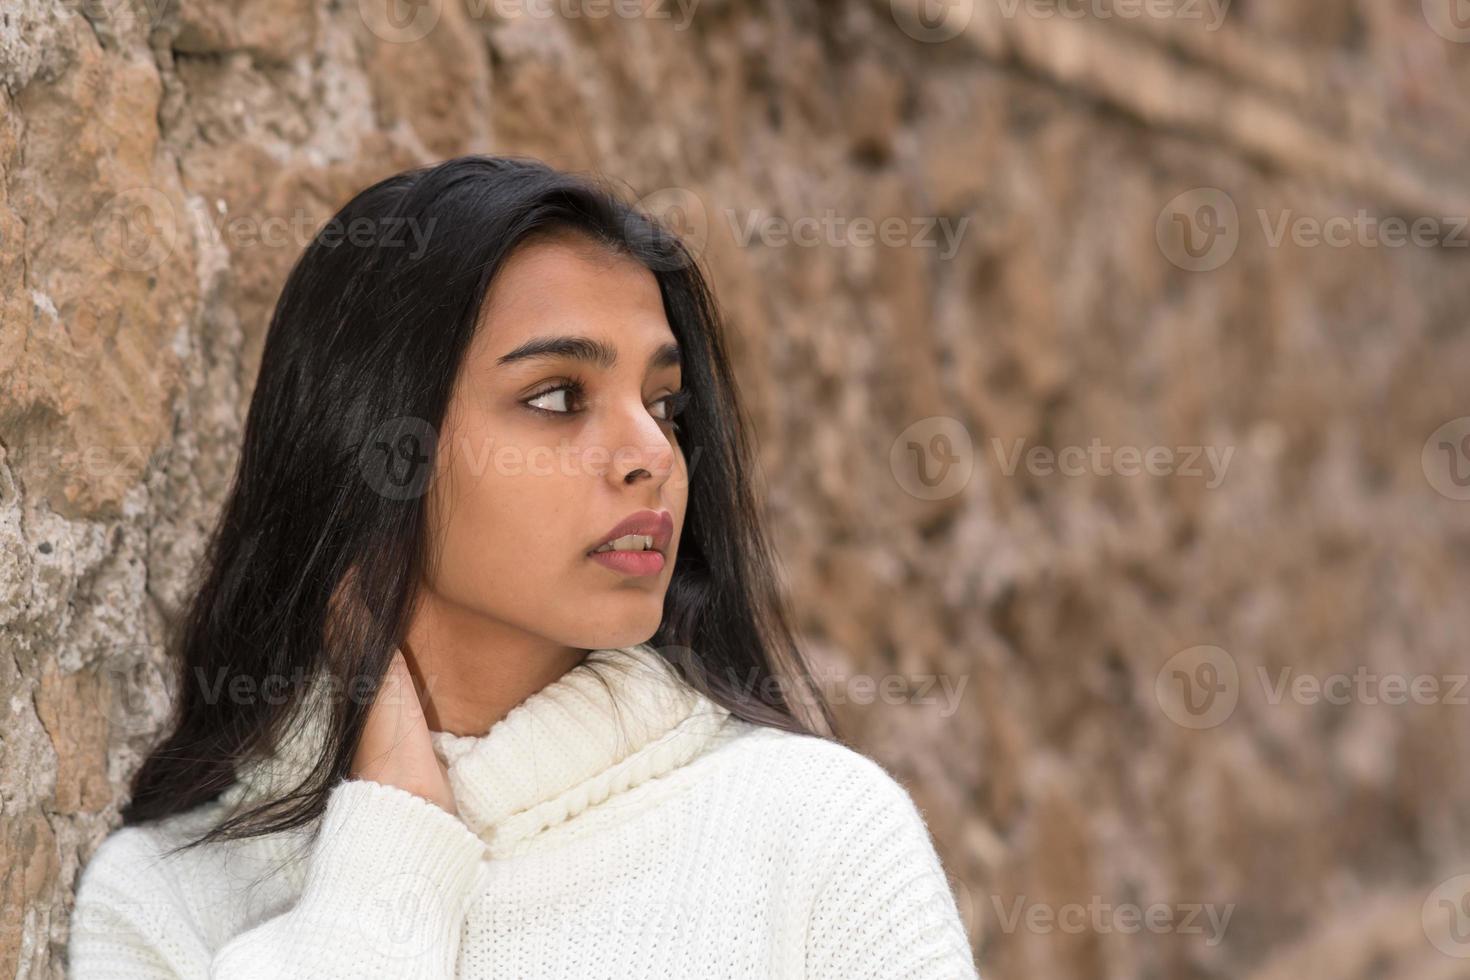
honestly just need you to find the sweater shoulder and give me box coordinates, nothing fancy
[720,720,926,835]
[712,721,955,916]
[75,794,300,914]
[728,720,915,794]
[72,820,193,941]
[77,822,164,891]
[75,801,226,900]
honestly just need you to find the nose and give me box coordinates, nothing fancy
[605,402,678,486]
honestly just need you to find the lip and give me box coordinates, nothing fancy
[588,549,665,577]
[587,509,674,557]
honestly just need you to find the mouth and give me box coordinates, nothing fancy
[587,509,674,577]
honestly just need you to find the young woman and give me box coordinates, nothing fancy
[68,156,980,979]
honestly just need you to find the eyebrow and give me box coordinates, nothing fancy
[495,335,681,372]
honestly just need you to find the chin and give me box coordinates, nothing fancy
[563,609,664,653]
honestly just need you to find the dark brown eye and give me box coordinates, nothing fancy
[527,387,575,413]
[655,389,692,427]
[520,379,582,417]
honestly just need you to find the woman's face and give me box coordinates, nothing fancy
[420,234,688,653]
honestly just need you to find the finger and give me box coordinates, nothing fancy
[375,650,417,714]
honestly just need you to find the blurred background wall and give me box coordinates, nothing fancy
[3,0,1470,977]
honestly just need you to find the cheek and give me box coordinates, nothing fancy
[428,426,581,584]
[670,444,690,501]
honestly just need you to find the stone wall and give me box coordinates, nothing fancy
[3,1,1469,977]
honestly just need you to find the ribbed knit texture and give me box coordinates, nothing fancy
[68,643,980,978]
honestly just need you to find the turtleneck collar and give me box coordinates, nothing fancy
[219,643,734,856]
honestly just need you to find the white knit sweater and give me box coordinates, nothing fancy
[69,644,980,979]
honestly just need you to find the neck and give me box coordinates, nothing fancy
[401,590,589,737]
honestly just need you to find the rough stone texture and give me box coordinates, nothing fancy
[3,1,1470,977]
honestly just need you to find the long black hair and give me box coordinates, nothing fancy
[120,155,839,850]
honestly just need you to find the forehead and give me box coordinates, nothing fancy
[472,235,674,360]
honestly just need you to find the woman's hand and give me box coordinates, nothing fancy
[350,647,459,817]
